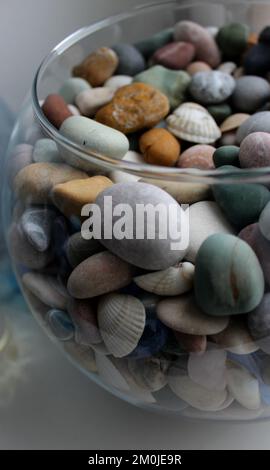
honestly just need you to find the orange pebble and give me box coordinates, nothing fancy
[139,128,180,167]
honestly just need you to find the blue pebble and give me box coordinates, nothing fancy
[47,309,75,341]
[113,43,146,76]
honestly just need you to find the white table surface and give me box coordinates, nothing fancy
[0,313,269,450]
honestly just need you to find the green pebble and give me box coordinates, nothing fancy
[213,146,240,168]
[216,22,249,59]
[134,65,191,109]
[194,233,265,316]
[135,28,174,59]
[59,78,91,104]
[207,104,232,125]
[213,165,270,229]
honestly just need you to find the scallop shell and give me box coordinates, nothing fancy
[220,113,250,133]
[97,294,146,358]
[167,102,221,144]
[128,355,170,392]
[134,262,194,296]
[226,360,261,410]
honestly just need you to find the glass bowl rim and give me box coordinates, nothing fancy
[32,0,270,185]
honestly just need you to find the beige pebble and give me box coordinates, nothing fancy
[186,61,212,76]
[75,87,114,117]
[140,178,212,204]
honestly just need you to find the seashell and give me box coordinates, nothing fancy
[98,294,146,358]
[187,347,227,391]
[211,318,259,355]
[64,342,97,373]
[91,342,111,356]
[168,367,228,411]
[226,360,261,410]
[167,102,221,144]
[134,262,194,296]
[128,355,170,392]
[220,113,250,133]
[95,353,130,392]
[182,393,234,418]
[113,358,156,403]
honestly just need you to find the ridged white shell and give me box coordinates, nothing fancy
[167,102,221,144]
[226,360,261,410]
[134,262,194,296]
[98,294,146,358]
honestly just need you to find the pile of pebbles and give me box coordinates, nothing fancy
[7,20,270,417]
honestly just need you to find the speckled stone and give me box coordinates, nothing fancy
[232,76,270,113]
[236,112,270,144]
[72,47,119,86]
[134,65,191,109]
[66,232,103,268]
[95,182,188,270]
[152,41,195,70]
[213,169,270,229]
[213,146,240,168]
[177,144,215,170]
[113,43,146,76]
[194,234,265,316]
[189,71,235,105]
[67,251,135,299]
[174,21,221,67]
[216,22,249,59]
[239,132,270,168]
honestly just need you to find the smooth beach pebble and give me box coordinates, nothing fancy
[212,318,258,355]
[188,348,227,391]
[66,232,103,268]
[213,171,270,228]
[33,138,61,163]
[133,65,191,109]
[194,234,265,317]
[217,62,237,75]
[22,272,69,310]
[174,21,221,67]
[186,201,235,263]
[177,144,215,169]
[20,207,55,252]
[220,113,250,134]
[236,111,270,144]
[46,309,75,342]
[174,332,207,355]
[157,294,229,335]
[226,361,261,411]
[189,71,235,105]
[239,132,270,168]
[186,61,212,76]
[135,28,173,59]
[248,294,270,353]
[104,75,133,91]
[239,223,270,287]
[259,201,270,241]
[139,128,180,166]
[42,94,72,129]
[232,76,270,113]
[8,144,33,185]
[244,43,270,76]
[75,88,114,117]
[59,116,129,171]
[213,146,240,168]
[72,47,119,86]
[95,182,188,271]
[95,83,170,134]
[52,175,113,217]
[68,104,81,116]
[216,22,249,59]
[219,132,238,147]
[113,44,146,76]
[67,251,134,299]
[67,298,102,346]
[151,42,195,70]
[140,177,211,204]
[14,162,87,204]
[207,103,232,125]
[59,77,91,104]
[8,222,52,270]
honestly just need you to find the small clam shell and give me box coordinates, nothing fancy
[134,262,194,296]
[64,342,97,373]
[220,113,250,133]
[128,355,170,392]
[211,318,259,355]
[168,368,228,411]
[226,360,261,410]
[167,102,221,144]
[114,358,156,403]
[98,294,146,358]
[187,347,227,391]
[95,353,130,392]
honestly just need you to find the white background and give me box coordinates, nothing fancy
[1,0,270,450]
